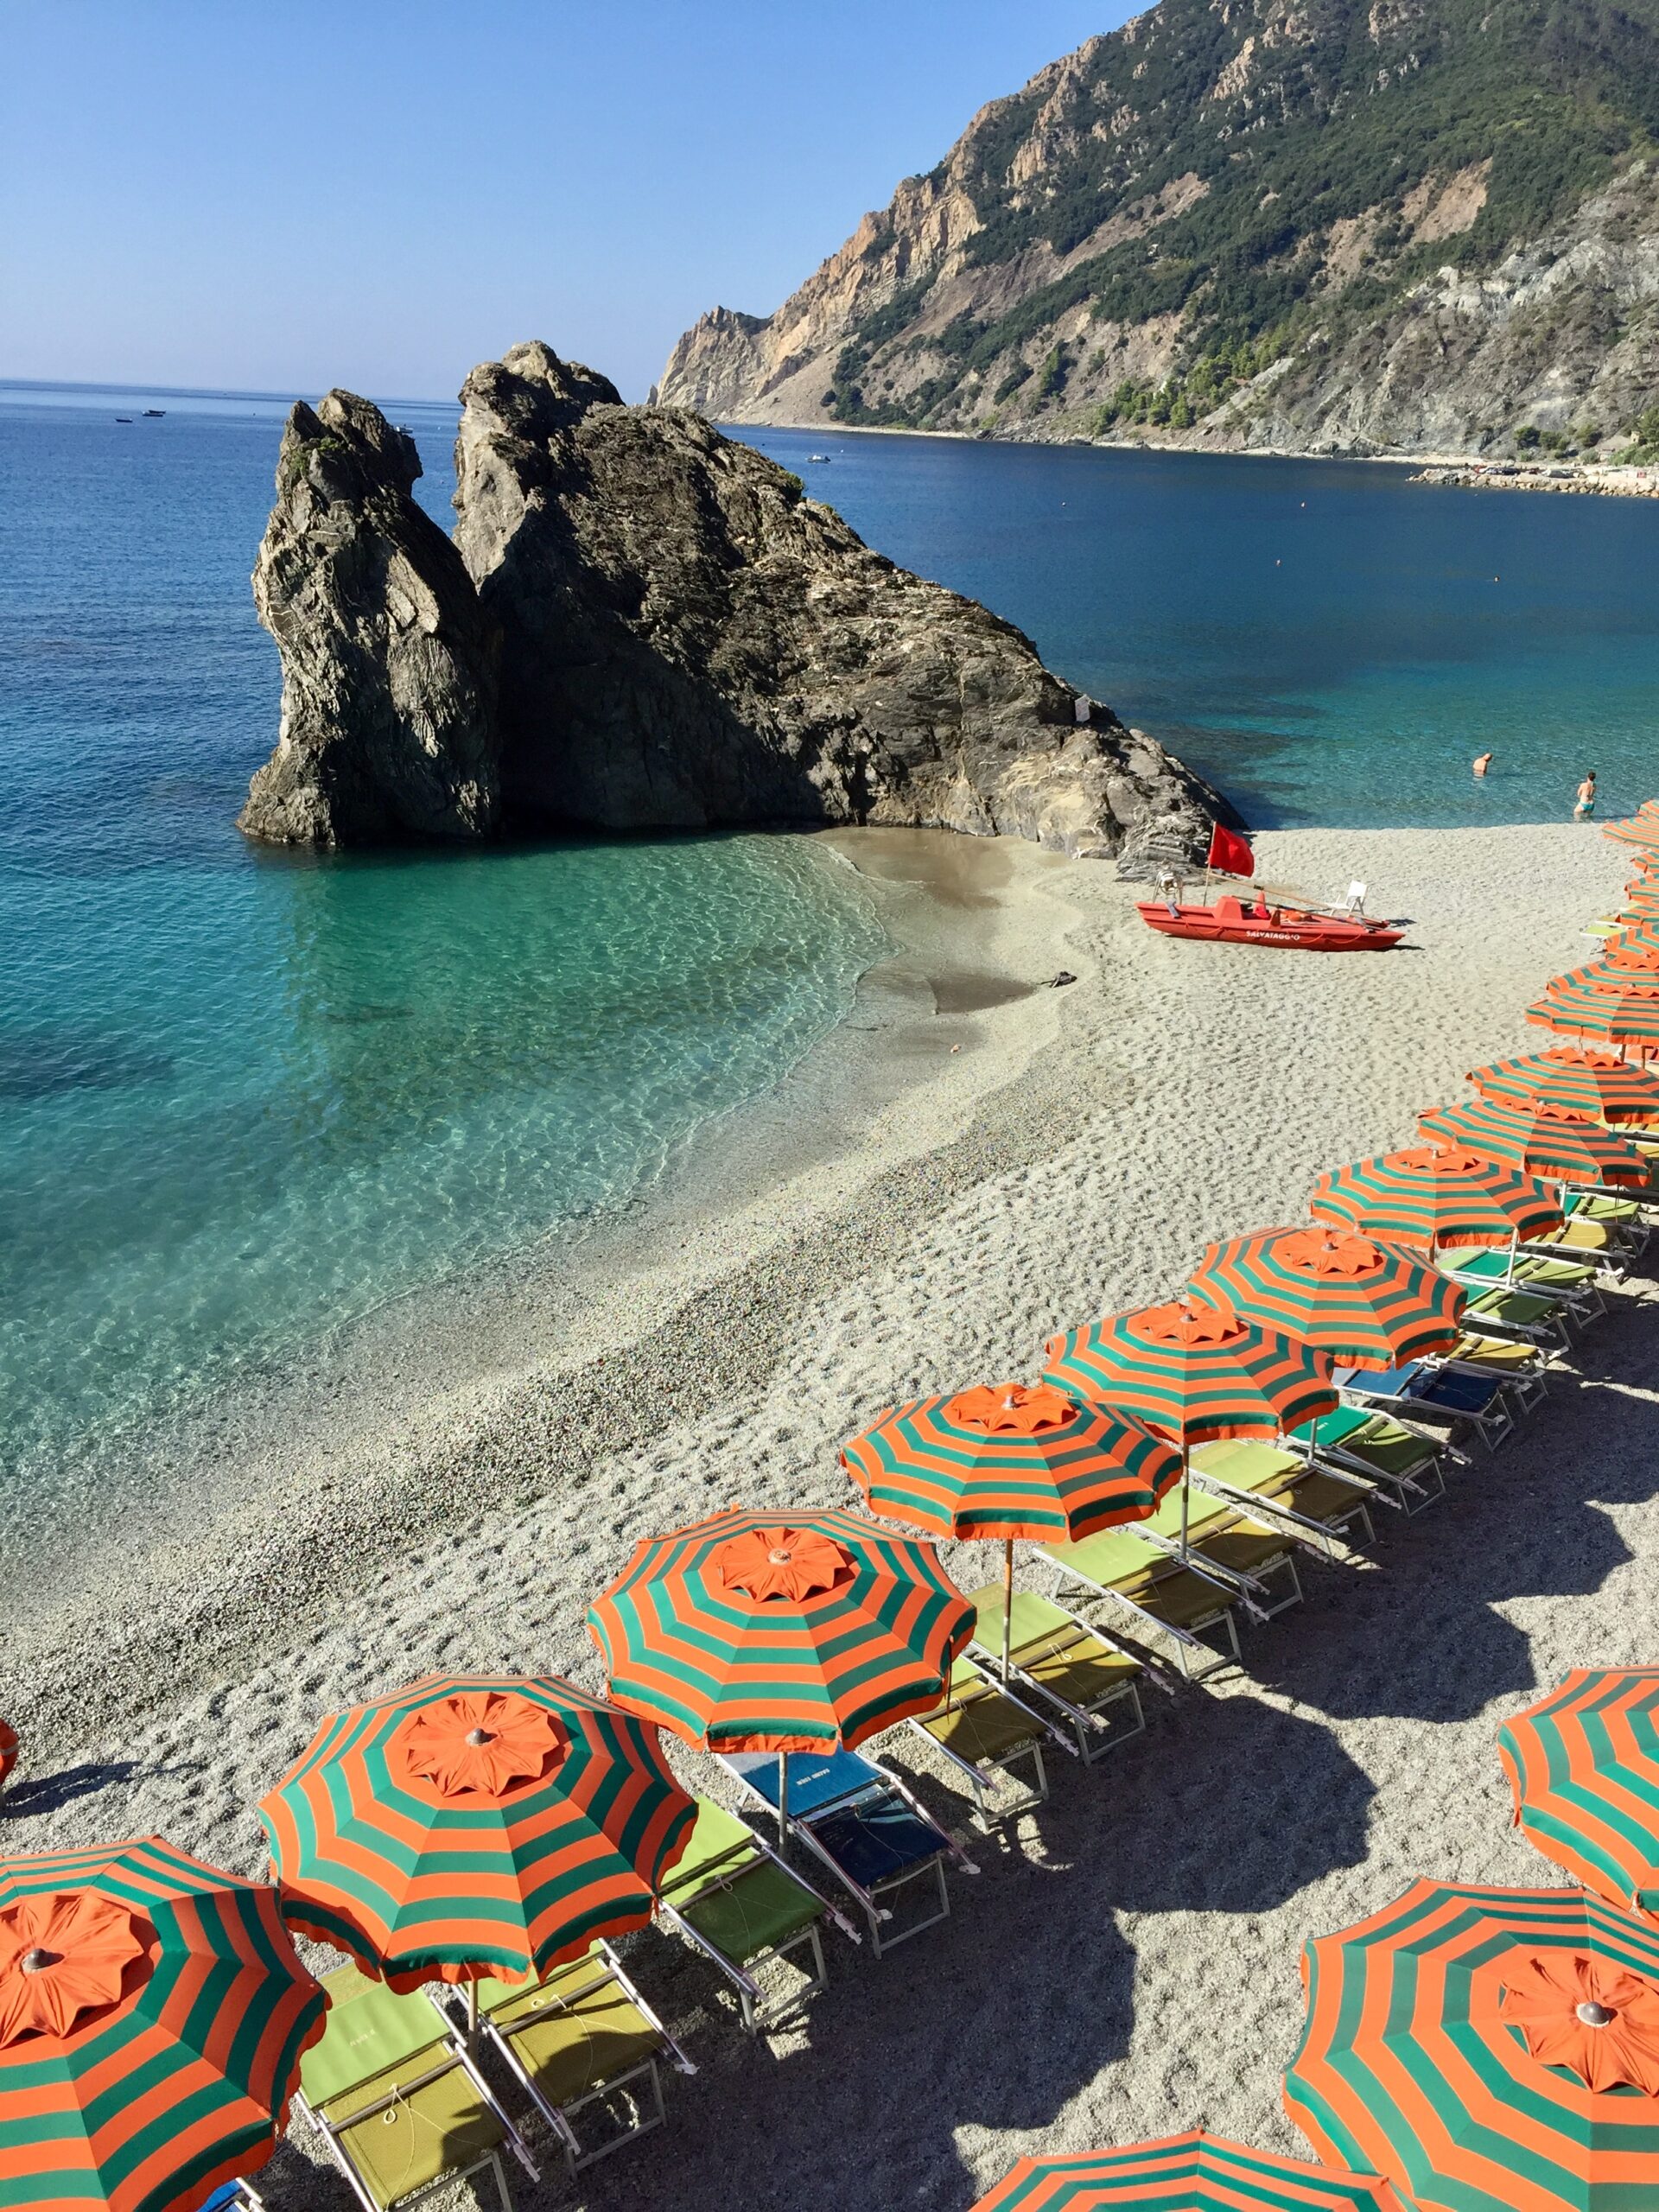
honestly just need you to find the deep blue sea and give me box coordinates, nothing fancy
[6,379,1659,1494]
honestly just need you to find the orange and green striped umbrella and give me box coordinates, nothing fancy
[1498,1671,1659,1920]
[0,1837,323,2212]
[1556,961,1659,999]
[840,1382,1180,1543]
[970,2132,1405,2211]
[1286,1878,1659,2212]
[1604,933,1659,972]
[1604,816,1659,851]
[1041,1295,1336,1448]
[1192,1224,1465,1372]
[1308,1145,1561,1249]
[260,1674,695,1992]
[1469,1048,1659,1128]
[841,1382,1180,1680]
[586,1507,973,1755]
[1417,1099,1654,1188]
[1528,978,1659,1049]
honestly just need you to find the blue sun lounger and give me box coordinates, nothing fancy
[1335,1360,1514,1452]
[718,1749,976,1958]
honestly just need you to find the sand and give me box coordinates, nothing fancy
[5,818,1654,2212]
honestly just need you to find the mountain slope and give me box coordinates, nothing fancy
[657,0,1659,461]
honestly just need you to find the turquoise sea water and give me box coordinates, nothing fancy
[740,425,1659,829]
[0,385,889,1493]
[7,382,1659,1502]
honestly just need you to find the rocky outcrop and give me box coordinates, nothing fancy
[657,0,1659,465]
[239,391,499,846]
[240,348,1236,871]
[450,340,1228,861]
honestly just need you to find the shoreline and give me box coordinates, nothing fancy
[6,826,1087,1736]
[9,819,1627,1744]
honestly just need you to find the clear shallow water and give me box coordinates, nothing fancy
[0,385,888,1488]
[740,427,1659,829]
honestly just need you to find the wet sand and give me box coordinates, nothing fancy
[4,819,1652,2212]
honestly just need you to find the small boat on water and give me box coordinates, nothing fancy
[806,452,831,462]
[142,408,165,417]
[1137,891,1405,952]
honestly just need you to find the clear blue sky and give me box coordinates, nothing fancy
[5,1,1130,403]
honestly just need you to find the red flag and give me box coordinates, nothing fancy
[1207,822,1255,879]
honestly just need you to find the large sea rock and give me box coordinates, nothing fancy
[239,392,499,846]
[240,345,1236,870]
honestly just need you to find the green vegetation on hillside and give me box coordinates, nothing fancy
[824,0,1659,431]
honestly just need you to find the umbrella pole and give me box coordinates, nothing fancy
[467,1980,479,2045]
[1180,1448,1191,1560]
[779,1751,790,1833]
[1002,1536,1014,1684]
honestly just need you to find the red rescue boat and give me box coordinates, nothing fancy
[1137,892,1405,951]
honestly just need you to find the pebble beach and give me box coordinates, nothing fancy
[5,817,1653,2212]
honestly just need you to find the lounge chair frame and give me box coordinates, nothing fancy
[1192,1466,1375,1555]
[967,1599,1151,1764]
[719,1752,974,1958]
[461,1942,691,2177]
[1044,1550,1243,1680]
[906,1661,1067,1827]
[296,2021,533,2212]
[656,1814,856,2033]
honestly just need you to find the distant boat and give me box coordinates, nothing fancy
[806,453,831,463]
[142,409,164,418]
[115,416,132,423]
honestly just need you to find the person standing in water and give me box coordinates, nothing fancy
[1472,751,1493,778]
[1575,770,1598,818]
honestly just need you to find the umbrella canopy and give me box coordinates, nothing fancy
[1286,1878,1659,2212]
[1554,961,1659,1000]
[840,1382,1180,1543]
[1416,1099,1654,1188]
[969,2131,1406,2211]
[1604,817,1659,851]
[1468,1047,1659,1127]
[1192,1224,1465,1372]
[1498,1670,1659,1920]
[1042,1294,1336,1447]
[260,1674,695,1991]
[587,1507,972,1755]
[1603,935,1659,973]
[1310,1144,1561,1249]
[1528,978,1659,1049]
[0,1837,323,2212]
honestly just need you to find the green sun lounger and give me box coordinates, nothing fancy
[1038,1522,1245,1678]
[1134,1479,1309,1613]
[1441,1247,1603,1326]
[297,1963,534,2212]
[1190,1437,1376,1551]
[1290,1406,1446,1511]
[906,1655,1063,1827]
[963,1586,1147,1762]
[655,1796,849,2032]
[466,1942,691,2174]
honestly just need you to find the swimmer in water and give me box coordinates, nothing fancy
[1575,771,1598,818]
[1473,751,1494,779]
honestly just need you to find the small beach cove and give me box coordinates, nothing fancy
[10,817,1658,2212]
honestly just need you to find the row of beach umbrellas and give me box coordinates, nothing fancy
[8,810,1659,2209]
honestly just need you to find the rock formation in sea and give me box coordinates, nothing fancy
[239,391,500,846]
[241,346,1236,872]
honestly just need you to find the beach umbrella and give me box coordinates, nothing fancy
[840,1380,1180,1675]
[1498,1669,1659,1921]
[1286,1878,1659,2212]
[1309,1144,1561,1250]
[1603,816,1659,851]
[1528,977,1659,1052]
[969,2130,1406,2211]
[1468,1046,1659,1127]
[587,1508,972,1815]
[0,1836,324,2212]
[1604,925,1659,965]
[1042,1294,1335,1555]
[1554,960,1659,999]
[260,1674,695,1997]
[1191,1224,1465,1373]
[1417,1098,1653,1188]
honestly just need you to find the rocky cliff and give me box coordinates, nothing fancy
[657,0,1659,466]
[239,391,499,846]
[241,345,1236,871]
